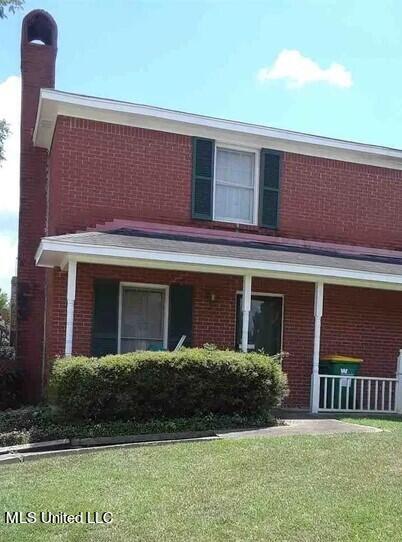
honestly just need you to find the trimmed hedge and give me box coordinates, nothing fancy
[49,348,287,421]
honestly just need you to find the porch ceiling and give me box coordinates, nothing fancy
[36,229,402,290]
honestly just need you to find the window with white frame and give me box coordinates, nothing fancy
[214,147,257,224]
[119,285,167,353]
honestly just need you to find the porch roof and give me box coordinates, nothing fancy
[36,225,402,290]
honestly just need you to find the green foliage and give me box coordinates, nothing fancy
[0,0,24,19]
[0,346,15,360]
[0,405,276,447]
[49,348,287,421]
[0,365,22,409]
[0,288,11,347]
[0,288,8,312]
[0,288,10,320]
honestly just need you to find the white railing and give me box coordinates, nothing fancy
[318,374,398,413]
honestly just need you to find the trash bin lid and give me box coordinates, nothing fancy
[320,354,363,363]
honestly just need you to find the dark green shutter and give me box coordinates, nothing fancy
[91,279,119,357]
[168,285,193,350]
[259,149,282,228]
[192,137,214,219]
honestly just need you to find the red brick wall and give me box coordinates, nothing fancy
[280,155,402,249]
[47,118,192,235]
[47,266,402,408]
[47,264,315,408]
[321,285,402,377]
[17,11,57,401]
[48,116,402,249]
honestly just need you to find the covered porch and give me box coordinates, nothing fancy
[36,222,402,412]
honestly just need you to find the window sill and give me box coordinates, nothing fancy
[192,218,278,235]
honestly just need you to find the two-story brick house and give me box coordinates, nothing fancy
[17,10,402,411]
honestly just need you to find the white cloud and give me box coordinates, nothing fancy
[0,75,21,213]
[0,75,20,295]
[257,50,352,89]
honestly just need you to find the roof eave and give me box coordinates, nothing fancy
[33,89,402,170]
[36,237,402,292]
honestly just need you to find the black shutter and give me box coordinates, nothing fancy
[91,279,119,357]
[259,149,282,228]
[168,285,193,350]
[192,137,214,219]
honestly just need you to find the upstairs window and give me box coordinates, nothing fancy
[192,138,281,228]
[214,148,257,224]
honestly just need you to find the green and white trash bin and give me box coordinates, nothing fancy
[319,355,362,409]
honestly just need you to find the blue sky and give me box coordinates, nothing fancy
[0,0,401,295]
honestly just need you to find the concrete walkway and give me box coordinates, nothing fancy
[218,418,381,439]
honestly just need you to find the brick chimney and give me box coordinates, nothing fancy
[17,10,57,401]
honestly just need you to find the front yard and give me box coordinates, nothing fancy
[1,416,402,541]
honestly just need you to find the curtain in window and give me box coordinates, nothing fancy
[120,288,164,352]
[215,148,254,223]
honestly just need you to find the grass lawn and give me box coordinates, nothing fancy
[1,417,402,542]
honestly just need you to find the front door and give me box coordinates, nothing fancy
[236,294,283,355]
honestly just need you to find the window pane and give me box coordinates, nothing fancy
[121,289,164,343]
[215,185,253,222]
[216,149,254,187]
[237,295,283,356]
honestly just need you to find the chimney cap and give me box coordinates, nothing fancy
[21,9,57,47]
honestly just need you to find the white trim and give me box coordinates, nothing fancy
[117,282,169,353]
[236,291,284,353]
[34,89,402,170]
[65,260,77,356]
[35,238,402,291]
[241,275,252,353]
[311,281,324,413]
[236,290,284,297]
[213,145,259,226]
[396,350,402,414]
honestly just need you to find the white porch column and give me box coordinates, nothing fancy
[65,260,77,357]
[241,275,252,353]
[311,281,324,413]
[396,350,402,414]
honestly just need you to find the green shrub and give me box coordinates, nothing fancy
[49,349,287,421]
[0,365,22,410]
[0,407,277,447]
[0,405,54,433]
[0,346,15,361]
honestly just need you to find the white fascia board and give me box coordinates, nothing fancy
[35,238,402,291]
[33,89,402,170]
